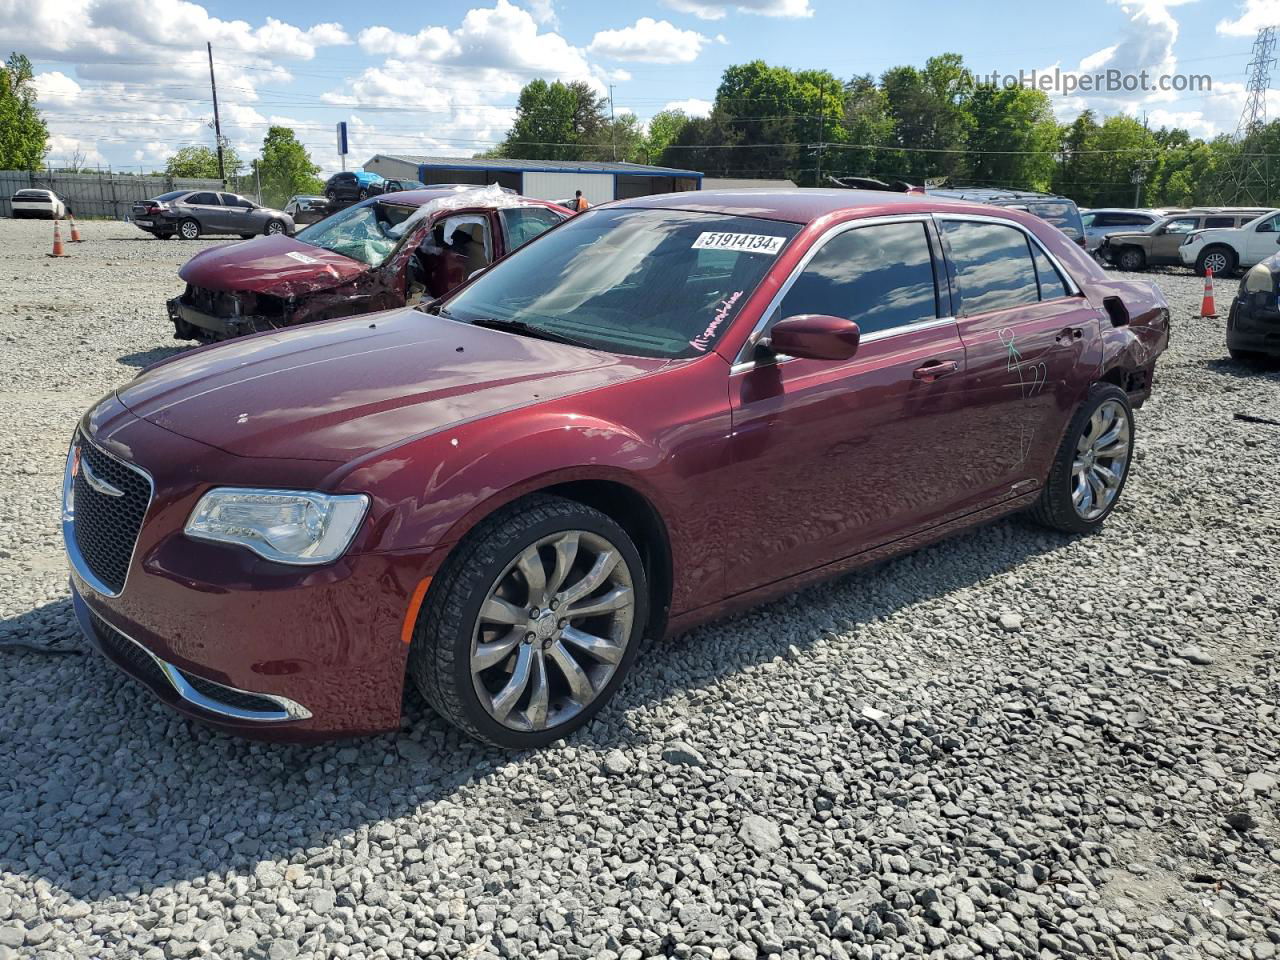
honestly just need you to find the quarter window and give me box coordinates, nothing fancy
[778,221,939,336]
[942,221,1042,315]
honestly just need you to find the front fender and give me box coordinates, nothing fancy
[344,411,666,556]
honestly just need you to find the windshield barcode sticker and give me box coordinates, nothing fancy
[691,232,786,254]
[285,251,320,264]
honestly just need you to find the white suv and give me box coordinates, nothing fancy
[1179,209,1280,275]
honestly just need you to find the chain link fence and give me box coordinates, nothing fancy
[0,170,225,219]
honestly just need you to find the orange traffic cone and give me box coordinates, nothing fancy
[47,220,70,258]
[69,215,82,243]
[1199,267,1217,319]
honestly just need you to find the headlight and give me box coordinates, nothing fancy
[1182,234,1201,246]
[1243,263,1275,294]
[185,488,369,565]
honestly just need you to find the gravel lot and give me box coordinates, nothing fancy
[1,217,1278,960]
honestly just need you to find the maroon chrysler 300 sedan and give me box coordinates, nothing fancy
[64,189,1169,746]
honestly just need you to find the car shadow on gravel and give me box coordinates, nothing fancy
[118,345,193,369]
[0,516,1077,901]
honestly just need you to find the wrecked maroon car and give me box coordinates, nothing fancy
[167,186,570,341]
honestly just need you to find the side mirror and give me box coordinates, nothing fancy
[766,314,860,361]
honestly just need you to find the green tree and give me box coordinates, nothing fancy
[965,85,1059,191]
[257,126,322,207]
[879,54,974,182]
[0,53,49,170]
[164,144,242,180]
[643,109,691,165]
[500,79,609,160]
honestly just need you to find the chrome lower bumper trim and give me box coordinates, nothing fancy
[74,589,311,723]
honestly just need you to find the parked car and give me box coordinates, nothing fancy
[1178,208,1280,276]
[323,171,385,203]
[1229,252,1280,362]
[1081,208,1183,252]
[10,188,68,219]
[1098,208,1272,271]
[168,187,570,341]
[130,191,294,240]
[373,178,429,195]
[283,195,329,226]
[927,187,1087,247]
[67,189,1169,744]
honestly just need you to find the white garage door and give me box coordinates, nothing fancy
[521,172,613,206]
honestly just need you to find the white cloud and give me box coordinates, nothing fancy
[661,0,811,21]
[1217,0,1280,36]
[525,0,558,26]
[588,18,709,64]
[663,98,714,118]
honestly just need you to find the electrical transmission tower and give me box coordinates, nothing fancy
[1220,25,1276,205]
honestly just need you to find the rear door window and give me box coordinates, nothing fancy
[187,193,219,206]
[1204,216,1236,228]
[942,220,1041,315]
[499,207,566,249]
[779,221,940,336]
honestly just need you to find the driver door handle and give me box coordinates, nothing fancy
[913,359,959,382]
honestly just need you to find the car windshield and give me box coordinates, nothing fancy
[294,201,419,266]
[440,207,801,359]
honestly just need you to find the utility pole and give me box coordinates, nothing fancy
[608,84,617,162]
[207,42,226,186]
[815,78,825,187]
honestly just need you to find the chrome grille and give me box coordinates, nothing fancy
[71,435,152,595]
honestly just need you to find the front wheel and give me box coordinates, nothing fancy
[1029,384,1134,534]
[1196,246,1236,277]
[409,495,648,748]
[178,218,200,240]
[264,219,285,236]
[1115,247,1145,272]
[357,188,369,200]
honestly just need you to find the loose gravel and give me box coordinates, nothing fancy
[1,218,1278,960]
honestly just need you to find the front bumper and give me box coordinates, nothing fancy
[167,295,272,340]
[1178,244,1199,266]
[64,399,449,740]
[1228,295,1280,355]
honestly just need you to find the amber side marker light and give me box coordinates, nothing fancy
[401,577,433,646]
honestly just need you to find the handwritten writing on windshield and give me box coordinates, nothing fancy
[690,291,743,353]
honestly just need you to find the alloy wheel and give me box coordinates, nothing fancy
[1071,399,1130,520]
[470,530,635,732]
[181,222,198,239]
[1204,250,1230,275]
[266,221,283,235]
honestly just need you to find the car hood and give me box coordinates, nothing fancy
[116,309,667,462]
[1103,231,1152,244]
[177,235,366,297]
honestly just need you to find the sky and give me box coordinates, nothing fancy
[3,0,1280,178]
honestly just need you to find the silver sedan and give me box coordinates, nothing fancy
[130,190,295,240]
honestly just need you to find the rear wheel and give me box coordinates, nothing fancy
[409,495,648,748]
[1029,384,1134,534]
[178,218,200,240]
[1115,247,1145,272]
[1196,246,1235,277]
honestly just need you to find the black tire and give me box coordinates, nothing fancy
[263,219,285,236]
[1029,383,1135,534]
[358,188,369,200]
[1115,247,1145,272]
[239,234,255,240]
[1196,246,1236,277]
[409,494,649,748]
[160,233,175,240]
[325,189,337,202]
[178,218,200,240]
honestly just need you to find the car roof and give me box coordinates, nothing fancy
[612,187,990,224]
[370,189,570,213]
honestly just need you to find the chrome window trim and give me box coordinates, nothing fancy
[62,430,155,599]
[731,213,942,371]
[933,212,1082,300]
[86,604,311,722]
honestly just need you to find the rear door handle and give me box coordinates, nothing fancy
[913,359,959,382]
